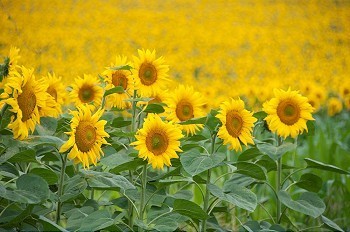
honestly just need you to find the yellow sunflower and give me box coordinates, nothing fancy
[69,74,103,109]
[216,98,257,151]
[131,114,183,170]
[3,66,48,140]
[263,88,314,138]
[132,49,169,97]
[59,105,109,169]
[38,72,66,118]
[327,97,343,116]
[101,55,134,110]
[166,85,206,135]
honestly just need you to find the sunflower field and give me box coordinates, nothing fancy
[1,0,350,231]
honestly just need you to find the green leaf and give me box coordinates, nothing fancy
[103,86,125,97]
[208,183,257,212]
[205,109,220,131]
[26,135,64,149]
[65,206,95,230]
[253,111,267,120]
[235,161,267,180]
[36,117,58,136]
[108,64,132,71]
[224,174,255,189]
[180,150,226,176]
[143,103,165,113]
[0,105,13,131]
[179,116,207,125]
[295,173,322,192]
[111,117,131,128]
[37,215,69,232]
[0,185,42,204]
[304,158,350,174]
[321,215,344,232]
[185,134,208,142]
[306,120,315,136]
[8,149,37,163]
[61,175,87,202]
[110,158,145,173]
[237,147,263,161]
[30,168,58,185]
[278,191,325,218]
[173,199,208,220]
[16,174,49,202]
[81,170,135,191]
[257,142,296,160]
[79,210,114,231]
[100,149,133,168]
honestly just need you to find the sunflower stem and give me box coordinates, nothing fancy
[139,164,148,232]
[56,153,67,225]
[276,136,283,223]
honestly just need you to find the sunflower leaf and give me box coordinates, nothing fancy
[108,64,133,71]
[256,142,296,160]
[304,158,350,174]
[179,116,207,125]
[103,86,125,97]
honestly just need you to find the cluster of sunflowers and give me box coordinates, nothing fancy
[0,47,314,171]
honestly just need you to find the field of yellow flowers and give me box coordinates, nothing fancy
[0,0,350,231]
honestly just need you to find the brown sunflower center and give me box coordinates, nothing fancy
[139,62,157,86]
[17,84,37,122]
[344,88,349,96]
[226,111,243,138]
[75,121,97,152]
[176,100,194,121]
[146,131,169,156]
[112,71,128,92]
[277,100,300,125]
[47,86,58,101]
[78,85,95,103]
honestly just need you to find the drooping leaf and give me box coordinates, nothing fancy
[278,191,325,218]
[108,64,132,71]
[8,149,37,163]
[304,158,350,174]
[257,142,297,160]
[235,161,267,180]
[37,215,69,232]
[111,117,132,128]
[237,147,263,161]
[36,117,58,136]
[321,215,344,232]
[295,173,322,192]
[144,103,165,113]
[173,199,208,220]
[103,86,125,97]
[179,116,207,125]
[79,210,114,231]
[16,174,49,202]
[30,168,58,185]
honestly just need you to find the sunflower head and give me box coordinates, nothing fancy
[216,98,257,151]
[132,49,169,97]
[166,85,206,136]
[263,88,315,138]
[1,46,20,80]
[131,114,183,170]
[59,105,109,169]
[327,97,343,117]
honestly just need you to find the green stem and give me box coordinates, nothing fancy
[128,170,134,229]
[276,136,283,224]
[139,164,148,232]
[131,90,138,133]
[56,153,67,225]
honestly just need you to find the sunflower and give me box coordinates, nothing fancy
[216,98,257,151]
[69,74,103,109]
[59,105,109,169]
[263,88,314,138]
[101,55,134,110]
[132,49,169,97]
[131,114,183,170]
[38,72,66,118]
[327,97,343,116]
[3,66,48,140]
[0,46,20,81]
[166,85,206,135]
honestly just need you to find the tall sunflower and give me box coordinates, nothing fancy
[59,105,109,169]
[216,98,257,151]
[69,74,103,109]
[327,97,343,116]
[132,49,169,97]
[3,66,48,140]
[131,114,183,170]
[166,85,206,135]
[39,72,66,118]
[101,55,134,110]
[263,88,314,138]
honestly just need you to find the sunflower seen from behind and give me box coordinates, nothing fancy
[216,98,257,151]
[69,74,103,110]
[102,55,134,110]
[263,88,314,138]
[2,66,48,140]
[131,114,183,170]
[59,105,109,169]
[132,49,169,97]
[166,85,206,136]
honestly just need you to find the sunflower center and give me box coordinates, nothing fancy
[139,62,157,86]
[277,100,300,125]
[78,85,95,103]
[112,71,128,93]
[17,84,37,122]
[146,131,169,156]
[226,111,243,138]
[344,88,349,96]
[75,121,97,152]
[176,100,194,121]
[47,86,58,101]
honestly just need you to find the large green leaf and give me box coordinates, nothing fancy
[208,183,257,212]
[173,199,208,220]
[81,170,135,191]
[0,185,42,204]
[144,103,165,113]
[179,116,207,125]
[36,117,58,136]
[257,142,296,160]
[321,215,344,232]
[110,158,145,173]
[224,174,255,189]
[304,158,350,174]
[180,150,226,176]
[148,207,188,232]
[235,161,267,180]
[25,135,64,149]
[65,206,95,231]
[30,168,58,185]
[60,175,87,202]
[37,215,69,232]
[79,210,114,231]
[8,149,37,163]
[100,148,133,168]
[111,117,131,128]
[237,147,263,161]
[103,86,125,97]
[295,173,322,192]
[278,191,325,218]
[16,174,50,202]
